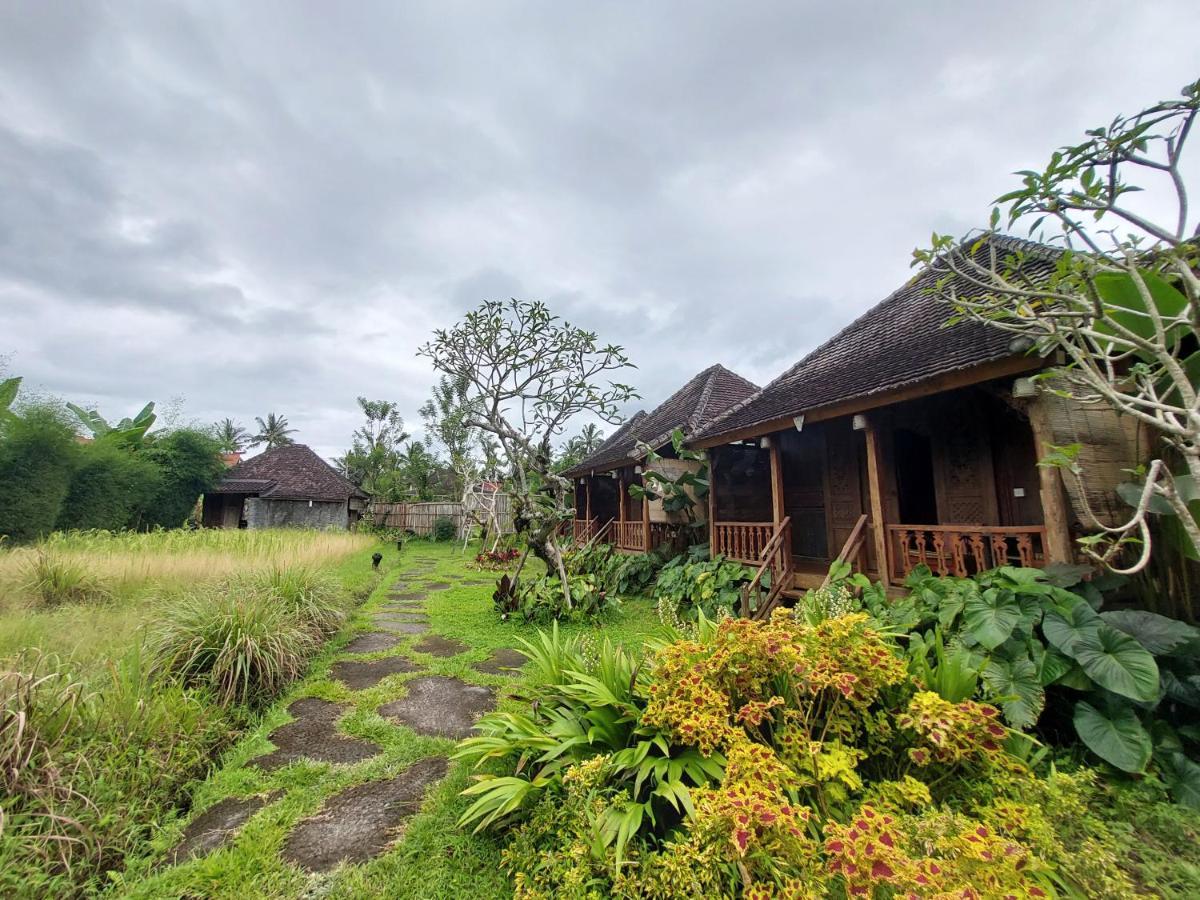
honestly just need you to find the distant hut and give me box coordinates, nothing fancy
[201,444,368,530]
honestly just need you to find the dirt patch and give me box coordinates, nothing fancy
[342,632,402,654]
[330,656,420,690]
[281,757,449,873]
[412,635,469,658]
[423,581,452,591]
[378,676,494,739]
[474,648,528,675]
[167,791,281,864]
[252,699,380,770]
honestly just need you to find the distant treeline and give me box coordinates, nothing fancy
[0,402,225,542]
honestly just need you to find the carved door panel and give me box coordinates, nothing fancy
[931,393,999,526]
[824,420,871,567]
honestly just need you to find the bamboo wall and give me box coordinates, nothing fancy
[369,495,513,535]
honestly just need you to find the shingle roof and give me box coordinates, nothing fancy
[208,444,368,502]
[693,236,1061,443]
[565,364,759,476]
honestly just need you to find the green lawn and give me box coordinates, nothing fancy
[111,541,663,899]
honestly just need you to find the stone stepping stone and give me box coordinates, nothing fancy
[383,602,425,612]
[167,791,281,864]
[252,699,380,770]
[423,581,452,591]
[330,656,419,690]
[389,590,428,601]
[474,648,528,675]
[376,609,429,621]
[378,677,494,739]
[342,632,402,655]
[412,635,469,658]
[373,615,428,634]
[281,757,449,873]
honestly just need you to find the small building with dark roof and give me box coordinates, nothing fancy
[564,364,759,553]
[201,444,369,530]
[687,236,1140,612]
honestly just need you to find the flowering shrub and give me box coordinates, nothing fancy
[474,546,520,570]
[456,610,1135,898]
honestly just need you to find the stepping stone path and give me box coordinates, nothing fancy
[252,699,380,770]
[167,791,281,864]
[423,581,452,590]
[378,676,494,739]
[342,632,401,654]
[474,648,528,675]
[412,634,469,657]
[281,757,450,873]
[179,574,500,875]
[330,656,419,690]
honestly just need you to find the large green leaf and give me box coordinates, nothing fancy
[964,588,1022,650]
[1039,647,1075,686]
[1159,751,1200,809]
[1100,610,1200,656]
[1071,623,1160,702]
[981,655,1044,729]
[1073,700,1152,773]
[0,375,20,413]
[1042,597,1100,655]
[1092,269,1189,345]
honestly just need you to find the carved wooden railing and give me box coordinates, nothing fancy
[648,522,674,550]
[613,520,647,551]
[571,518,598,545]
[887,524,1048,580]
[713,521,777,565]
[740,517,793,621]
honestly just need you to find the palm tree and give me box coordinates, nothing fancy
[252,413,296,449]
[216,418,249,453]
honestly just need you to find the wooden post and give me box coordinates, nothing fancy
[708,449,718,553]
[863,420,891,586]
[1026,399,1075,564]
[585,477,592,524]
[641,472,651,552]
[618,469,628,524]
[768,439,785,525]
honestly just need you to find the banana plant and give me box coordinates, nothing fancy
[0,376,20,422]
[66,400,156,448]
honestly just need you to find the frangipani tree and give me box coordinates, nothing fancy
[916,79,1200,574]
[419,299,636,602]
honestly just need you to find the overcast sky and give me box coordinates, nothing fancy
[2,3,1198,459]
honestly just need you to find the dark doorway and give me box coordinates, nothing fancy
[894,429,938,524]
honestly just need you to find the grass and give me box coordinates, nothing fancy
[0,527,388,898]
[112,540,664,899]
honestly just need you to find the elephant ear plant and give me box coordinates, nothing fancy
[869,565,1200,806]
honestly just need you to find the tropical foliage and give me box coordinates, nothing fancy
[652,549,754,621]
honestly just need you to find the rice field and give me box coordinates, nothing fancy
[0,528,374,672]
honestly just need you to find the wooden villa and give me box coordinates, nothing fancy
[688,236,1141,610]
[565,364,759,553]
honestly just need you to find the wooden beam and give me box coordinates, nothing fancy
[641,472,651,552]
[691,354,1046,449]
[1026,398,1075,564]
[863,420,891,586]
[708,448,717,552]
[768,440,785,525]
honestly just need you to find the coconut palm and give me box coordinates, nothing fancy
[251,413,296,449]
[215,418,250,453]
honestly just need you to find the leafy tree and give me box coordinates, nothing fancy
[420,374,482,497]
[556,422,606,472]
[419,299,636,603]
[397,441,442,501]
[334,397,409,497]
[251,413,296,449]
[0,404,79,541]
[916,80,1200,573]
[140,429,225,528]
[215,418,250,454]
[56,442,162,531]
[66,400,157,448]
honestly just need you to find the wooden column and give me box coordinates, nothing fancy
[641,471,651,551]
[768,438,785,525]
[1026,399,1075,564]
[708,449,718,552]
[863,420,891,586]
[618,469,628,524]
[585,476,592,523]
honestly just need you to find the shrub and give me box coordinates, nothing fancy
[432,516,457,542]
[475,547,521,570]
[55,442,161,532]
[652,554,753,621]
[149,588,317,707]
[139,429,225,529]
[564,543,669,596]
[497,573,615,623]
[21,552,111,607]
[0,405,79,542]
[247,566,346,637]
